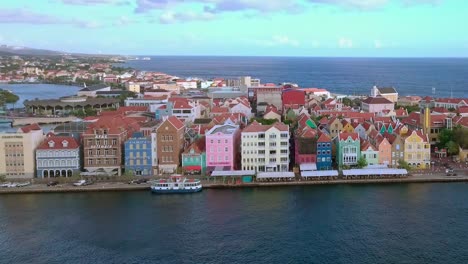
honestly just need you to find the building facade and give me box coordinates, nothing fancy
[205,124,240,172]
[0,124,44,179]
[124,132,152,176]
[182,137,206,175]
[83,115,140,176]
[316,133,332,170]
[155,116,185,173]
[336,132,361,168]
[241,121,290,172]
[403,130,431,169]
[36,134,80,178]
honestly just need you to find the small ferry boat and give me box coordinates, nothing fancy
[151,175,202,194]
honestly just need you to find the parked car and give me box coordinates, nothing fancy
[47,181,59,186]
[446,168,457,176]
[82,180,94,186]
[16,182,31,187]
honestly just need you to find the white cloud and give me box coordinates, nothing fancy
[256,35,300,47]
[159,11,215,24]
[338,37,353,48]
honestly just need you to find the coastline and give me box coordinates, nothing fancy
[1,173,467,194]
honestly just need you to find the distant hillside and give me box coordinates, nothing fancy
[0,45,64,56]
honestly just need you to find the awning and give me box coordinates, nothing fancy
[184,165,201,171]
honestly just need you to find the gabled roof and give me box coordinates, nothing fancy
[338,132,359,141]
[362,96,393,104]
[166,116,184,130]
[242,120,289,133]
[183,137,206,154]
[360,140,377,151]
[317,132,331,143]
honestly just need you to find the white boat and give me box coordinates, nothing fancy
[73,180,86,186]
[151,175,202,194]
[142,57,151,60]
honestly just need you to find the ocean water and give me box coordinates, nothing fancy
[1,84,80,108]
[1,184,468,264]
[122,57,468,98]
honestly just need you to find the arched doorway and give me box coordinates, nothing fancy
[67,170,72,177]
[55,170,61,177]
[43,170,49,178]
[61,170,67,177]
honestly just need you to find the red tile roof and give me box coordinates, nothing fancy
[167,116,184,130]
[362,96,393,104]
[338,132,359,141]
[242,120,288,133]
[19,123,41,133]
[317,132,331,143]
[37,135,79,150]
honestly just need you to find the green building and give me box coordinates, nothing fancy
[182,137,206,175]
[336,132,361,168]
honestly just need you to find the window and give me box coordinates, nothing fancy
[225,147,229,152]
[225,156,229,161]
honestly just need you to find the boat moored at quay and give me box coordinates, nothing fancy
[151,175,202,194]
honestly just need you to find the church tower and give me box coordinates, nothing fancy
[371,85,379,97]
[420,107,431,135]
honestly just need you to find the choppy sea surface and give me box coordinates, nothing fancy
[123,56,468,98]
[1,184,468,264]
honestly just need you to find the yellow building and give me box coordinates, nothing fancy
[403,130,431,169]
[126,82,141,93]
[341,120,355,133]
[0,124,44,179]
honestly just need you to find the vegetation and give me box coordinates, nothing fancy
[398,159,411,170]
[396,104,420,114]
[356,157,368,169]
[69,107,97,118]
[0,174,6,182]
[0,89,20,104]
[438,127,468,155]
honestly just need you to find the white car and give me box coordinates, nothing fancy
[73,180,86,186]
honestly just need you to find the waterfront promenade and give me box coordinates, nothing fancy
[1,171,467,194]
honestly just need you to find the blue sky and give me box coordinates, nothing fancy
[0,0,467,57]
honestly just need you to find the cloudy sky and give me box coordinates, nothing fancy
[0,0,466,56]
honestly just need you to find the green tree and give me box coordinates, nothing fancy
[446,141,459,155]
[0,89,20,104]
[398,159,411,170]
[453,126,468,149]
[438,128,454,148]
[356,157,368,168]
[342,97,353,107]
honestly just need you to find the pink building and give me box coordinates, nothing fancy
[205,124,240,173]
[361,96,394,114]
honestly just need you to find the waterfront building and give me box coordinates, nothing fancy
[241,121,290,172]
[361,96,395,114]
[336,132,361,168]
[36,134,80,178]
[155,116,185,174]
[403,130,431,169]
[0,124,44,179]
[316,133,332,170]
[82,115,140,176]
[24,96,119,115]
[294,126,317,165]
[370,86,398,103]
[386,133,405,167]
[205,124,240,173]
[368,133,392,166]
[182,137,206,175]
[124,132,152,176]
[77,84,111,97]
[360,140,379,166]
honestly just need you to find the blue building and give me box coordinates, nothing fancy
[155,102,173,121]
[316,133,332,170]
[124,132,152,176]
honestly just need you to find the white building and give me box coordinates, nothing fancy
[241,121,290,172]
[35,135,80,178]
